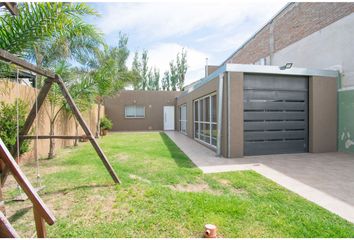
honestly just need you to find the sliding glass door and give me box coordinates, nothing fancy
[193,93,217,147]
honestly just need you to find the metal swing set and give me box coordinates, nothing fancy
[0,2,121,238]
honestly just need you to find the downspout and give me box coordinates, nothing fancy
[216,73,224,156]
[227,72,231,158]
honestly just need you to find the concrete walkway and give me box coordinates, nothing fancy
[165,131,354,224]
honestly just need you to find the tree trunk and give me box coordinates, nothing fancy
[95,101,101,138]
[48,120,55,159]
[74,120,79,147]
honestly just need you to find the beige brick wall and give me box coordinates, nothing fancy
[227,2,354,64]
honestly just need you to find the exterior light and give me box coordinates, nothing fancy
[279,63,293,70]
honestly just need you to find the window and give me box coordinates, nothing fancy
[193,93,217,147]
[179,104,187,134]
[125,105,145,118]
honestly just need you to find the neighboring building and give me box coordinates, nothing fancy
[105,2,352,156]
[104,90,180,131]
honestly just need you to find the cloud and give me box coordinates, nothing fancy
[96,2,286,40]
[94,1,287,85]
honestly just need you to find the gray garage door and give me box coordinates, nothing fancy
[244,74,308,156]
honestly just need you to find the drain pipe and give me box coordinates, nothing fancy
[216,73,224,157]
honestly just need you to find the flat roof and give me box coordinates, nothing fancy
[181,63,339,96]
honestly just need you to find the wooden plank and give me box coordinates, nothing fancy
[20,135,91,140]
[54,76,121,184]
[0,138,55,225]
[3,2,19,16]
[0,49,55,78]
[1,78,54,186]
[33,208,46,238]
[0,211,19,238]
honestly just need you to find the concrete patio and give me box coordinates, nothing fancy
[165,131,354,224]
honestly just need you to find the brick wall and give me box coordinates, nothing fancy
[227,2,354,64]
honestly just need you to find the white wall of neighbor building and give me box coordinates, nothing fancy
[271,13,354,89]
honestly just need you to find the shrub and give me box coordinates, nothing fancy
[100,116,113,130]
[0,100,30,155]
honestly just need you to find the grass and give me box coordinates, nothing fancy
[3,132,354,237]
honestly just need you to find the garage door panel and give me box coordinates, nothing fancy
[244,140,306,155]
[244,112,306,121]
[243,74,308,156]
[244,130,306,141]
[244,121,306,131]
[244,74,308,90]
[244,101,306,111]
[244,90,307,101]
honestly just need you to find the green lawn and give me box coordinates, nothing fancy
[4,132,354,237]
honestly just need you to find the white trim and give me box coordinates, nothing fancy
[182,63,338,97]
[338,86,354,92]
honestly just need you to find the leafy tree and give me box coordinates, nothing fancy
[169,60,178,91]
[46,61,73,158]
[63,69,96,146]
[88,35,131,137]
[131,52,142,90]
[0,3,100,55]
[141,50,149,90]
[0,100,30,155]
[152,68,160,90]
[161,71,170,91]
[176,49,188,90]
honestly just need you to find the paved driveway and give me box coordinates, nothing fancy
[165,131,354,223]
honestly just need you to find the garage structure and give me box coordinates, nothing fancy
[243,74,309,155]
[176,64,338,158]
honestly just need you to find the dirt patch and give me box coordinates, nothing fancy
[169,183,222,196]
[129,174,151,184]
[218,179,231,186]
[216,178,248,196]
[116,153,129,162]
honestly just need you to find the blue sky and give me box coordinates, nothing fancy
[86,1,287,86]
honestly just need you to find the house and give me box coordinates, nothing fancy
[105,2,353,157]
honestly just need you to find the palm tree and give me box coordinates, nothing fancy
[1,2,104,159]
[0,3,100,55]
[88,34,133,138]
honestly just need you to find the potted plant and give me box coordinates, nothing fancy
[100,116,113,136]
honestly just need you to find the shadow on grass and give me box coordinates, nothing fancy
[43,183,113,196]
[159,132,196,169]
[8,206,32,223]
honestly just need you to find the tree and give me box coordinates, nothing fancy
[0,3,100,55]
[176,49,188,90]
[161,71,170,91]
[141,50,149,90]
[61,68,96,146]
[46,61,73,159]
[152,68,160,90]
[131,52,142,90]
[169,60,178,91]
[89,35,131,138]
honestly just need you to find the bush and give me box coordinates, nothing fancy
[100,116,113,130]
[0,100,30,155]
